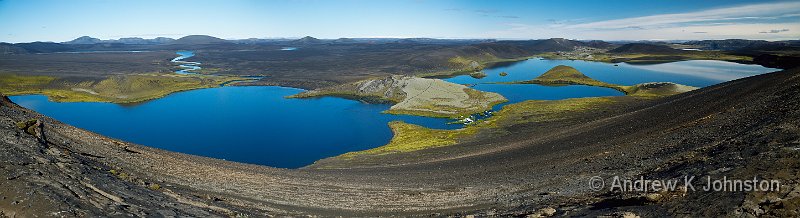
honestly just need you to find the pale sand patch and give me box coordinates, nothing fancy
[71,88,99,95]
[292,75,506,117]
[391,77,504,116]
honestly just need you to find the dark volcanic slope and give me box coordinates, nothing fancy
[171,35,229,45]
[497,38,611,52]
[1,68,799,216]
[684,39,779,51]
[0,51,176,77]
[608,43,683,54]
[0,40,539,89]
[190,42,536,89]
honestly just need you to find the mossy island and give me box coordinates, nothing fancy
[504,65,697,97]
[469,71,487,79]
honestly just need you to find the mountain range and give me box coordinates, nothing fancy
[1,35,797,58]
[64,36,177,45]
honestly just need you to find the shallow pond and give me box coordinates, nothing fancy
[10,58,778,168]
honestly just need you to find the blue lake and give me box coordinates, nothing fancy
[446,59,777,87]
[11,87,455,168]
[444,59,777,107]
[9,58,778,168]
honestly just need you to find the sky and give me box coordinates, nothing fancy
[1,0,798,43]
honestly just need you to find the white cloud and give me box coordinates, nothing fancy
[577,23,800,41]
[760,28,790,34]
[481,2,800,40]
[569,1,800,30]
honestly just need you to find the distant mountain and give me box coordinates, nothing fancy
[497,38,612,52]
[0,43,29,54]
[331,38,357,44]
[782,40,800,46]
[172,35,229,44]
[64,36,103,44]
[232,38,268,44]
[531,38,583,51]
[291,36,323,45]
[62,36,176,45]
[115,37,175,44]
[15,42,74,53]
[683,39,778,51]
[151,37,176,44]
[391,38,490,45]
[395,38,442,44]
[608,43,683,54]
[739,43,800,52]
[230,38,296,44]
[116,37,149,44]
[580,40,615,49]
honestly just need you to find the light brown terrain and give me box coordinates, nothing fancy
[290,75,507,118]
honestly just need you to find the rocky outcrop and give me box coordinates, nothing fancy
[626,82,697,97]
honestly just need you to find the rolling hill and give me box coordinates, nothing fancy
[171,35,229,44]
[608,43,683,54]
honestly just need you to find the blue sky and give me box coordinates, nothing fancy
[1,0,798,43]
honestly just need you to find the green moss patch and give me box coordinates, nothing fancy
[338,97,619,159]
[0,73,246,103]
[339,121,478,157]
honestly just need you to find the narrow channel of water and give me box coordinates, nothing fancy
[171,51,201,75]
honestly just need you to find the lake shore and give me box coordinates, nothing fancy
[0,73,248,103]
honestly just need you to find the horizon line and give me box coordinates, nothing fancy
[4,34,797,44]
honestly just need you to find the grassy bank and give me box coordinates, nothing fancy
[0,73,245,103]
[336,96,620,158]
[338,121,479,158]
[418,55,537,79]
